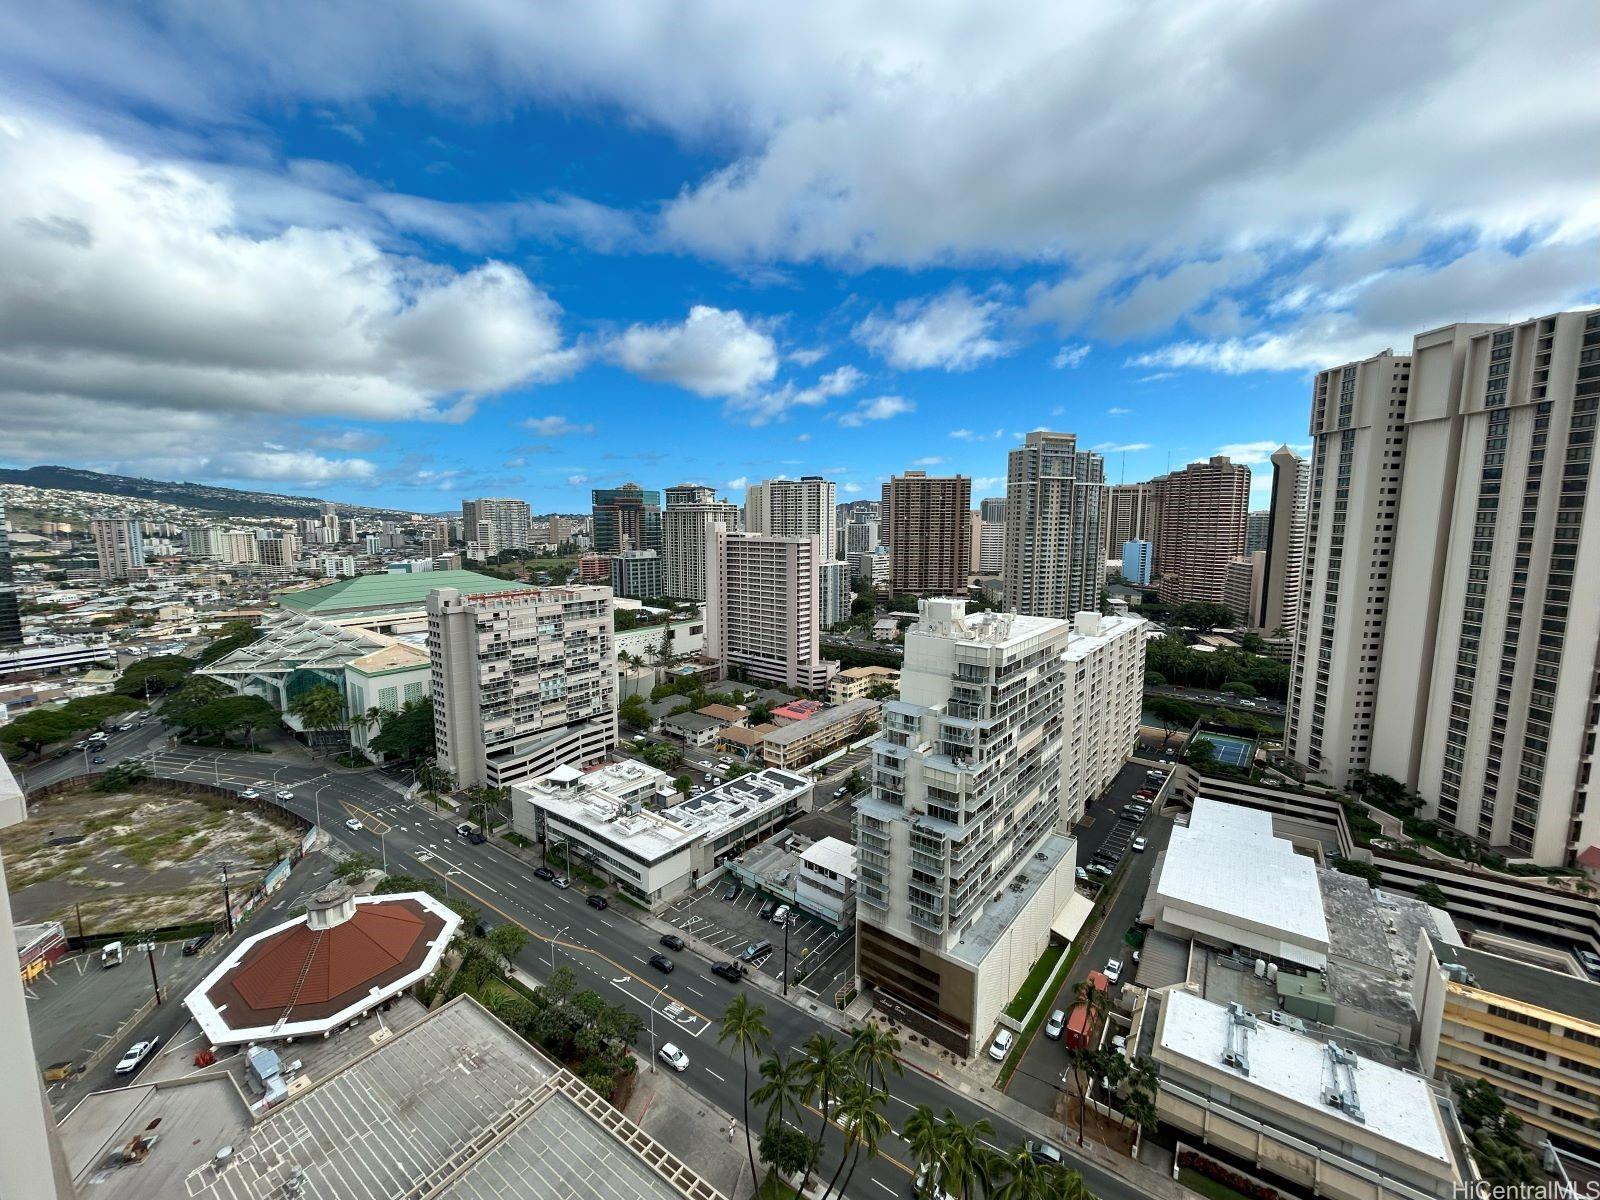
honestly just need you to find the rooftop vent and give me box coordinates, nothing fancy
[304,882,356,931]
[1321,1042,1365,1123]
[1221,1002,1255,1075]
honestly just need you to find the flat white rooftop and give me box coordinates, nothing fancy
[1154,798,1330,967]
[800,835,857,881]
[1159,989,1453,1169]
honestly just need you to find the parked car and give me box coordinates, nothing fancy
[658,1042,690,1072]
[1104,957,1122,985]
[718,757,734,768]
[586,894,609,910]
[659,934,685,952]
[712,961,746,982]
[455,822,474,839]
[552,875,570,890]
[833,786,848,799]
[114,1037,160,1076]
[1087,862,1113,877]
[721,882,740,901]
[987,1029,1015,1062]
[1132,836,1148,852]
[1025,1140,1064,1167]
[770,904,791,926]
[533,866,556,882]
[181,931,213,956]
[1044,1009,1067,1040]
[741,939,773,962]
[1133,787,1156,799]
[758,899,778,920]
[344,817,363,831]
[648,953,675,974]
[467,830,487,845]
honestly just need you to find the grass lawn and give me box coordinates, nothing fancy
[1178,1167,1256,1200]
[1004,943,1066,1020]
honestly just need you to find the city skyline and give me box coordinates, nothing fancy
[4,7,1596,511]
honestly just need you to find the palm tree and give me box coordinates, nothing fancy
[850,1023,904,1092]
[1065,978,1111,1146]
[287,684,346,755]
[901,1104,946,1195]
[717,995,769,1192]
[416,759,455,810]
[936,1111,996,1200]
[798,1034,848,1196]
[348,704,385,746]
[823,1080,889,1200]
[751,1051,808,1134]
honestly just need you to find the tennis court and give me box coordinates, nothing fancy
[1200,732,1256,766]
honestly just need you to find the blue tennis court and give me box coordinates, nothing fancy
[1202,732,1256,766]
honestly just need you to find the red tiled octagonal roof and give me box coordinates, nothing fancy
[204,897,446,1031]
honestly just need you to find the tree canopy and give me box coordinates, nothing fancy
[369,698,436,760]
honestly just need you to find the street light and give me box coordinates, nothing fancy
[549,926,568,974]
[647,978,668,1072]
[219,861,235,935]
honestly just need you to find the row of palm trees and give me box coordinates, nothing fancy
[718,995,1093,1200]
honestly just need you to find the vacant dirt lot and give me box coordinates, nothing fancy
[1,785,299,933]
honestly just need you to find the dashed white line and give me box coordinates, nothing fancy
[703,1067,726,1082]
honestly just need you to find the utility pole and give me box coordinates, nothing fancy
[782,913,791,997]
[144,936,162,1005]
[219,862,234,934]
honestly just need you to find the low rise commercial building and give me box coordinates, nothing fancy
[796,836,857,926]
[759,698,878,769]
[511,764,812,907]
[828,665,899,704]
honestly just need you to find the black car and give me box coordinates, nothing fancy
[467,830,487,845]
[648,953,675,974]
[721,882,740,901]
[758,899,778,920]
[712,961,745,982]
[533,865,557,882]
[659,934,685,952]
[181,931,213,956]
[586,894,609,910]
[92,756,106,765]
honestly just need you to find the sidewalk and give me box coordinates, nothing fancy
[625,1059,759,1200]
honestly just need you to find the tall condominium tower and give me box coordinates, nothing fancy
[882,471,972,597]
[855,601,1144,1054]
[1244,509,1271,553]
[89,516,145,580]
[745,476,835,539]
[0,502,19,646]
[704,524,836,691]
[1330,312,1600,868]
[661,484,740,601]
[461,498,534,555]
[1001,431,1106,618]
[1101,483,1153,563]
[1148,457,1251,606]
[1256,446,1309,636]
[972,498,1006,575]
[591,483,662,554]
[428,584,616,789]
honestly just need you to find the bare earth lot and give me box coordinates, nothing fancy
[1,785,298,933]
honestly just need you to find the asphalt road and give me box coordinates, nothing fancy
[72,734,1151,1200]
[1145,684,1285,718]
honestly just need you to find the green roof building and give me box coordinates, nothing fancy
[274,570,529,619]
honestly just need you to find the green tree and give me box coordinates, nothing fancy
[114,654,195,698]
[198,619,261,665]
[673,774,693,797]
[1452,1079,1542,1187]
[416,759,455,809]
[799,1035,849,1195]
[1414,882,1448,908]
[717,994,770,1190]
[1121,1056,1161,1138]
[919,1110,996,1200]
[485,923,528,974]
[1220,680,1256,697]
[900,1105,946,1195]
[640,741,682,770]
[369,698,437,760]
[824,1080,889,1200]
[1186,735,1219,767]
[464,784,509,834]
[752,1052,808,1134]
[618,693,652,731]
[849,1023,904,1093]
[288,684,346,753]
[758,1126,819,1181]
[1144,695,1199,748]
[1064,977,1111,1146]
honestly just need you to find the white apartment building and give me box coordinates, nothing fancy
[855,599,1143,1054]
[796,836,857,926]
[90,516,144,580]
[1257,445,1308,636]
[511,763,812,907]
[219,529,260,565]
[849,548,890,589]
[820,559,851,628]
[661,486,740,601]
[461,497,534,555]
[745,475,835,539]
[318,554,358,578]
[1002,431,1107,619]
[428,584,617,789]
[258,533,301,568]
[705,524,837,691]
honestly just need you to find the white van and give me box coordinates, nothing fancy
[100,941,124,968]
[771,905,791,926]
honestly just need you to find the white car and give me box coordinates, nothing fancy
[1044,1009,1067,1040]
[240,789,261,800]
[276,789,295,801]
[987,1028,1015,1061]
[114,1037,160,1075]
[344,817,363,831]
[1103,958,1123,985]
[659,1043,689,1072]
[1132,836,1148,852]
[553,875,571,889]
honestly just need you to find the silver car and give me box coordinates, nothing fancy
[1044,1009,1067,1040]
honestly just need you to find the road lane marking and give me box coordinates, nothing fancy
[704,1068,725,1082]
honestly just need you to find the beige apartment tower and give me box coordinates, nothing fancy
[1102,482,1153,564]
[1001,431,1107,618]
[662,484,740,601]
[704,523,837,691]
[1148,457,1250,606]
[1256,445,1308,635]
[744,476,836,539]
[428,584,616,789]
[90,515,144,580]
[881,471,972,597]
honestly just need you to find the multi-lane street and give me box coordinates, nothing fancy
[71,729,1151,1200]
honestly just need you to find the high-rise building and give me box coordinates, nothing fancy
[318,554,358,578]
[1102,483,1153,563]
[882,471,972,597]
[258,534,301,569]
[591,484,662,554]
[1001,431,1106,618]
[705,524,837,691]
[609,549,663,599]
[1222,553,1264,628]
[1285,311,1600,868]
[461,498,534,555]
[820,559,851,629]
[969,502,1006,576]
[1121,539,1153,587]
[0,503,19,647]
[661,484,740,601]
[843,518,880,557]
[1256,446,1309,637]
[979,497,1007,525]
[849,547,890,589]
[219,529,260,565]
[746,476,835,540]
[1148,456,1251,606]
[855,601,1144,1054]
[1244,509,1271,553]
[89,516,144,580]
[428,584,616,789]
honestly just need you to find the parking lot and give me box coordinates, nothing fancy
[664,881,857,1003]
[1078,766,1167,881]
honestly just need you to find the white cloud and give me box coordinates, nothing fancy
[853,289,1013,372]
[0,111,577,474]
[842,482,862,494]
[949,428,976,440]
[788,347,826,366]
[970,476,1004,492]
[837,395,914,427]
[727,364,863,425]
[611,305,778,398]
[522,415,595,436]
[1051,344,1091,369]
[1106,406,1132,416]
[1211,441,1280,466]
[1091,441,1152,454]
[913,455,944,466]
[726,475,749,490]
[796,432,812,442]
[207,450,376,483]
[566,473,590,486]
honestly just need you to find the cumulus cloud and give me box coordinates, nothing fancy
[522,415,595,436]
[727,364,863,425]
[0,111,578,476]
[1212,441,1282,466]
[853,289,1014,371]
[1051,344,1091,369]
[610,305,779,398]
[837,396,913,427]
[726,475,749,490]
[913,456,944,466]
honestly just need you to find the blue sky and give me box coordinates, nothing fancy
[1,3,1596,513]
